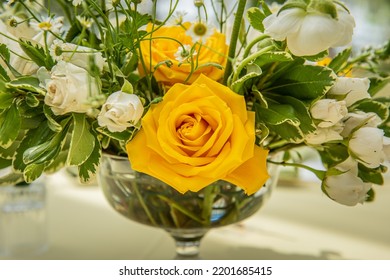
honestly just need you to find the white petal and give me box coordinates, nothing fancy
[263,8,305,41]
[287,13,340,56]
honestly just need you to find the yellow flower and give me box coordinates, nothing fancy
[127,75,269,194]
[139,22,228,85]
[317,57,352,77]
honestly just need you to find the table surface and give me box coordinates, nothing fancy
[1,168,390,260]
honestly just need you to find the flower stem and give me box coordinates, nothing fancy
[132,182,158,226]
[222,0,248,86]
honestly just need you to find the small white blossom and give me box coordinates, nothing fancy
[169,11,188,25]
[328,77,371,107]
[310,99,347,128]
[174,44,196,62]
[76,16,93,29]
[349,127,388,168]
[98,91,144,132]
[186,21,215,44]
[40,61,100,115]
[72,0,82,6]
[324,157,372,206]
[263,6,355,56]
[30,16,64,34]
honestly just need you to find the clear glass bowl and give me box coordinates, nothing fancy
[99,153,280,258]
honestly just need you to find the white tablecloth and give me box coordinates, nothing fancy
[2,170,390,260]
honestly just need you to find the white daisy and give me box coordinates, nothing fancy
[174,44,197,62]
[72,0,82,6]
[76,16,93,29]
[169,11,188,26]
[30,16,64,33]
[186,21,215,44]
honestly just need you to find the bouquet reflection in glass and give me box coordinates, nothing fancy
[99,154,280,258]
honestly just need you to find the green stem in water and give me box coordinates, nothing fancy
[157,195,205,225]
[132,182,158,226]
[222,0,248,86]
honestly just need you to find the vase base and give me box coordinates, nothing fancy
[167,228,208,258]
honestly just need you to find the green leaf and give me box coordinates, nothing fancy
[358,165,384,185]
[247,7,266,32]
[255,103,304,142]
[78,136,101,183]
[356,100,389,122]
[44,151,68,174]
[278,2,308,15]
[327,48,352,73]
[43,105,64,132]
[13,123,52,172]
[26,93,40,107]
[121,79,134,94]
[0,131,24,159]
[231,64,262,93]
[365,188,375,202]
[96,126,133,141]
[0,43,10,63]
[0,172,24,186]
[19,39,47,68]
[0,64,10,82]
[268,94,316,134]
[301,50,329,62]
[368,77,390,96]
[7,76,45,95]
[254,51,293,68]
[0,157,12,169]
[0,92,14,109]
[0,102,21,149]
[67,113,95,166]
[23,163,45,183]
[267,64,335,100]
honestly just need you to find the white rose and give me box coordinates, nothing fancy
[263,6,355,56]
[42,61,100,115]
[324,157,372,206]
[50,40,106,72]
[328,77,370,107]
[349,127,387,168]
[305,125,344,145]
[97,91,144,132]
[310,99,347,128]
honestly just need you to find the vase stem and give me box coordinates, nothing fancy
[168,229,208,258]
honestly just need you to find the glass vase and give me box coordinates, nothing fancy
[99,153,280,258]
[0,180,48,258]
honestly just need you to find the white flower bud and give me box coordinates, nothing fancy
[98,91,144,132]
[349,127,387,168]
[324,157,372,206]
[310,99,347,128]
[328,77,370,107]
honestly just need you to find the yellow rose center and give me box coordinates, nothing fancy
[176,114,212,153]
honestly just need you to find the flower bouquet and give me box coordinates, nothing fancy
[0,0,389,234]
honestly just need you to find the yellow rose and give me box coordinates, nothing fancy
[139,22,228,85]
[127,75,269,195]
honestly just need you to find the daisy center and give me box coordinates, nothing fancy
[192,22,208,37]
